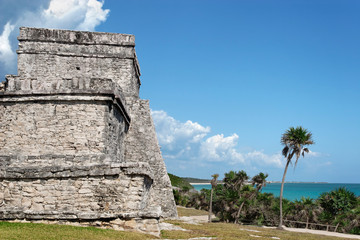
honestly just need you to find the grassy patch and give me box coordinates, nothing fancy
[0,221,154,240]
[0,216,356,240]
[177,206,208,217]
[161,220,355,240]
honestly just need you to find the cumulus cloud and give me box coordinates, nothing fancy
[244,151,283,167]
[151,110,310,171]
[42,0,109,31]
[152,110,210,152]
[0,22,15,69]
[199,134,284,167]
[76,0,109,30]
[200,134,245,163]
[0,0,109,75]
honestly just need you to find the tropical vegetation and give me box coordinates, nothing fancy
[172,171,360,235]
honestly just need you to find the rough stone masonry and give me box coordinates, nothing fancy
[0,27,177,236]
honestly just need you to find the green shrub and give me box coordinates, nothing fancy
[319,187,357,215]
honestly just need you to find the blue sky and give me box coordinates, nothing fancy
[0,0,359,183]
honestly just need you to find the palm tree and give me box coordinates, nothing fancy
[234,170,249,191]
[235,172,269,224]
[252,172,269,194]
[209,173,219,223]
[278,126,314,229]
[233,170,249,224]
[223,171,236,190]
[222,170,250,223]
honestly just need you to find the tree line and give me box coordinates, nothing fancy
[173,172,360,234]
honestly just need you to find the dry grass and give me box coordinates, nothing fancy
[161,220,355,240]
[0,211,356,240]
[170,206,356,239]
[177,206,209,217]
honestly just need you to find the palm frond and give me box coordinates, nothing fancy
[302,148,309,157]
[281,126,314,169]
[294,155,300,168]
[282,146,289,157]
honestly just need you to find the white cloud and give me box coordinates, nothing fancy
[76,0,109,30]
[244,151,283,167]
[306,150,321,157]
[0,22,16,69]
[44,0,79,17]
[200,134,284,167]
[200,134,245,163]
[152,110,210,152]
[0,0,109,75]
[151,110,297,170]
[42,0,109,31]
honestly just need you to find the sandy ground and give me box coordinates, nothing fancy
[189,183,211,185]
[273,225,360,239]
[179,215,360,239]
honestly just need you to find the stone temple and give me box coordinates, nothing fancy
[0,27,177,235]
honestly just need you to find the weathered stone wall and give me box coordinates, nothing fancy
[0,174,148,218]
[0,27,177,236]
[17,27,141,99]
[124,99,178,218]
[0,93,155,215]
[0,173,160,235]
[0,102,107,155]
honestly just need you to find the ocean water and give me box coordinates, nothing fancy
[192,183,360,201]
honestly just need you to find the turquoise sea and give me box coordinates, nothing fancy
[192,183,360,201]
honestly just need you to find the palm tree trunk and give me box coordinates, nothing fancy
[208,188,213,223]
[306,217,309,229]
[235,191,256,224]
[234,200,245,224]
[278,159,291,229]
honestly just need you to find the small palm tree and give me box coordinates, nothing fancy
[234,170,249,192]
[209,173,219,223]
[252,172,269,194]
[233,170,249,224]
[278,126,314,229]
[235,172,269,224]
[223,171,236,190]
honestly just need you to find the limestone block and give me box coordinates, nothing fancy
[31,203,44,211]
[124,219,137,229]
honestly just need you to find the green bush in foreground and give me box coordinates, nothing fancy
[319,187,357,215]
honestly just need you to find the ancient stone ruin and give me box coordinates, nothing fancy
[0,27,177,236]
